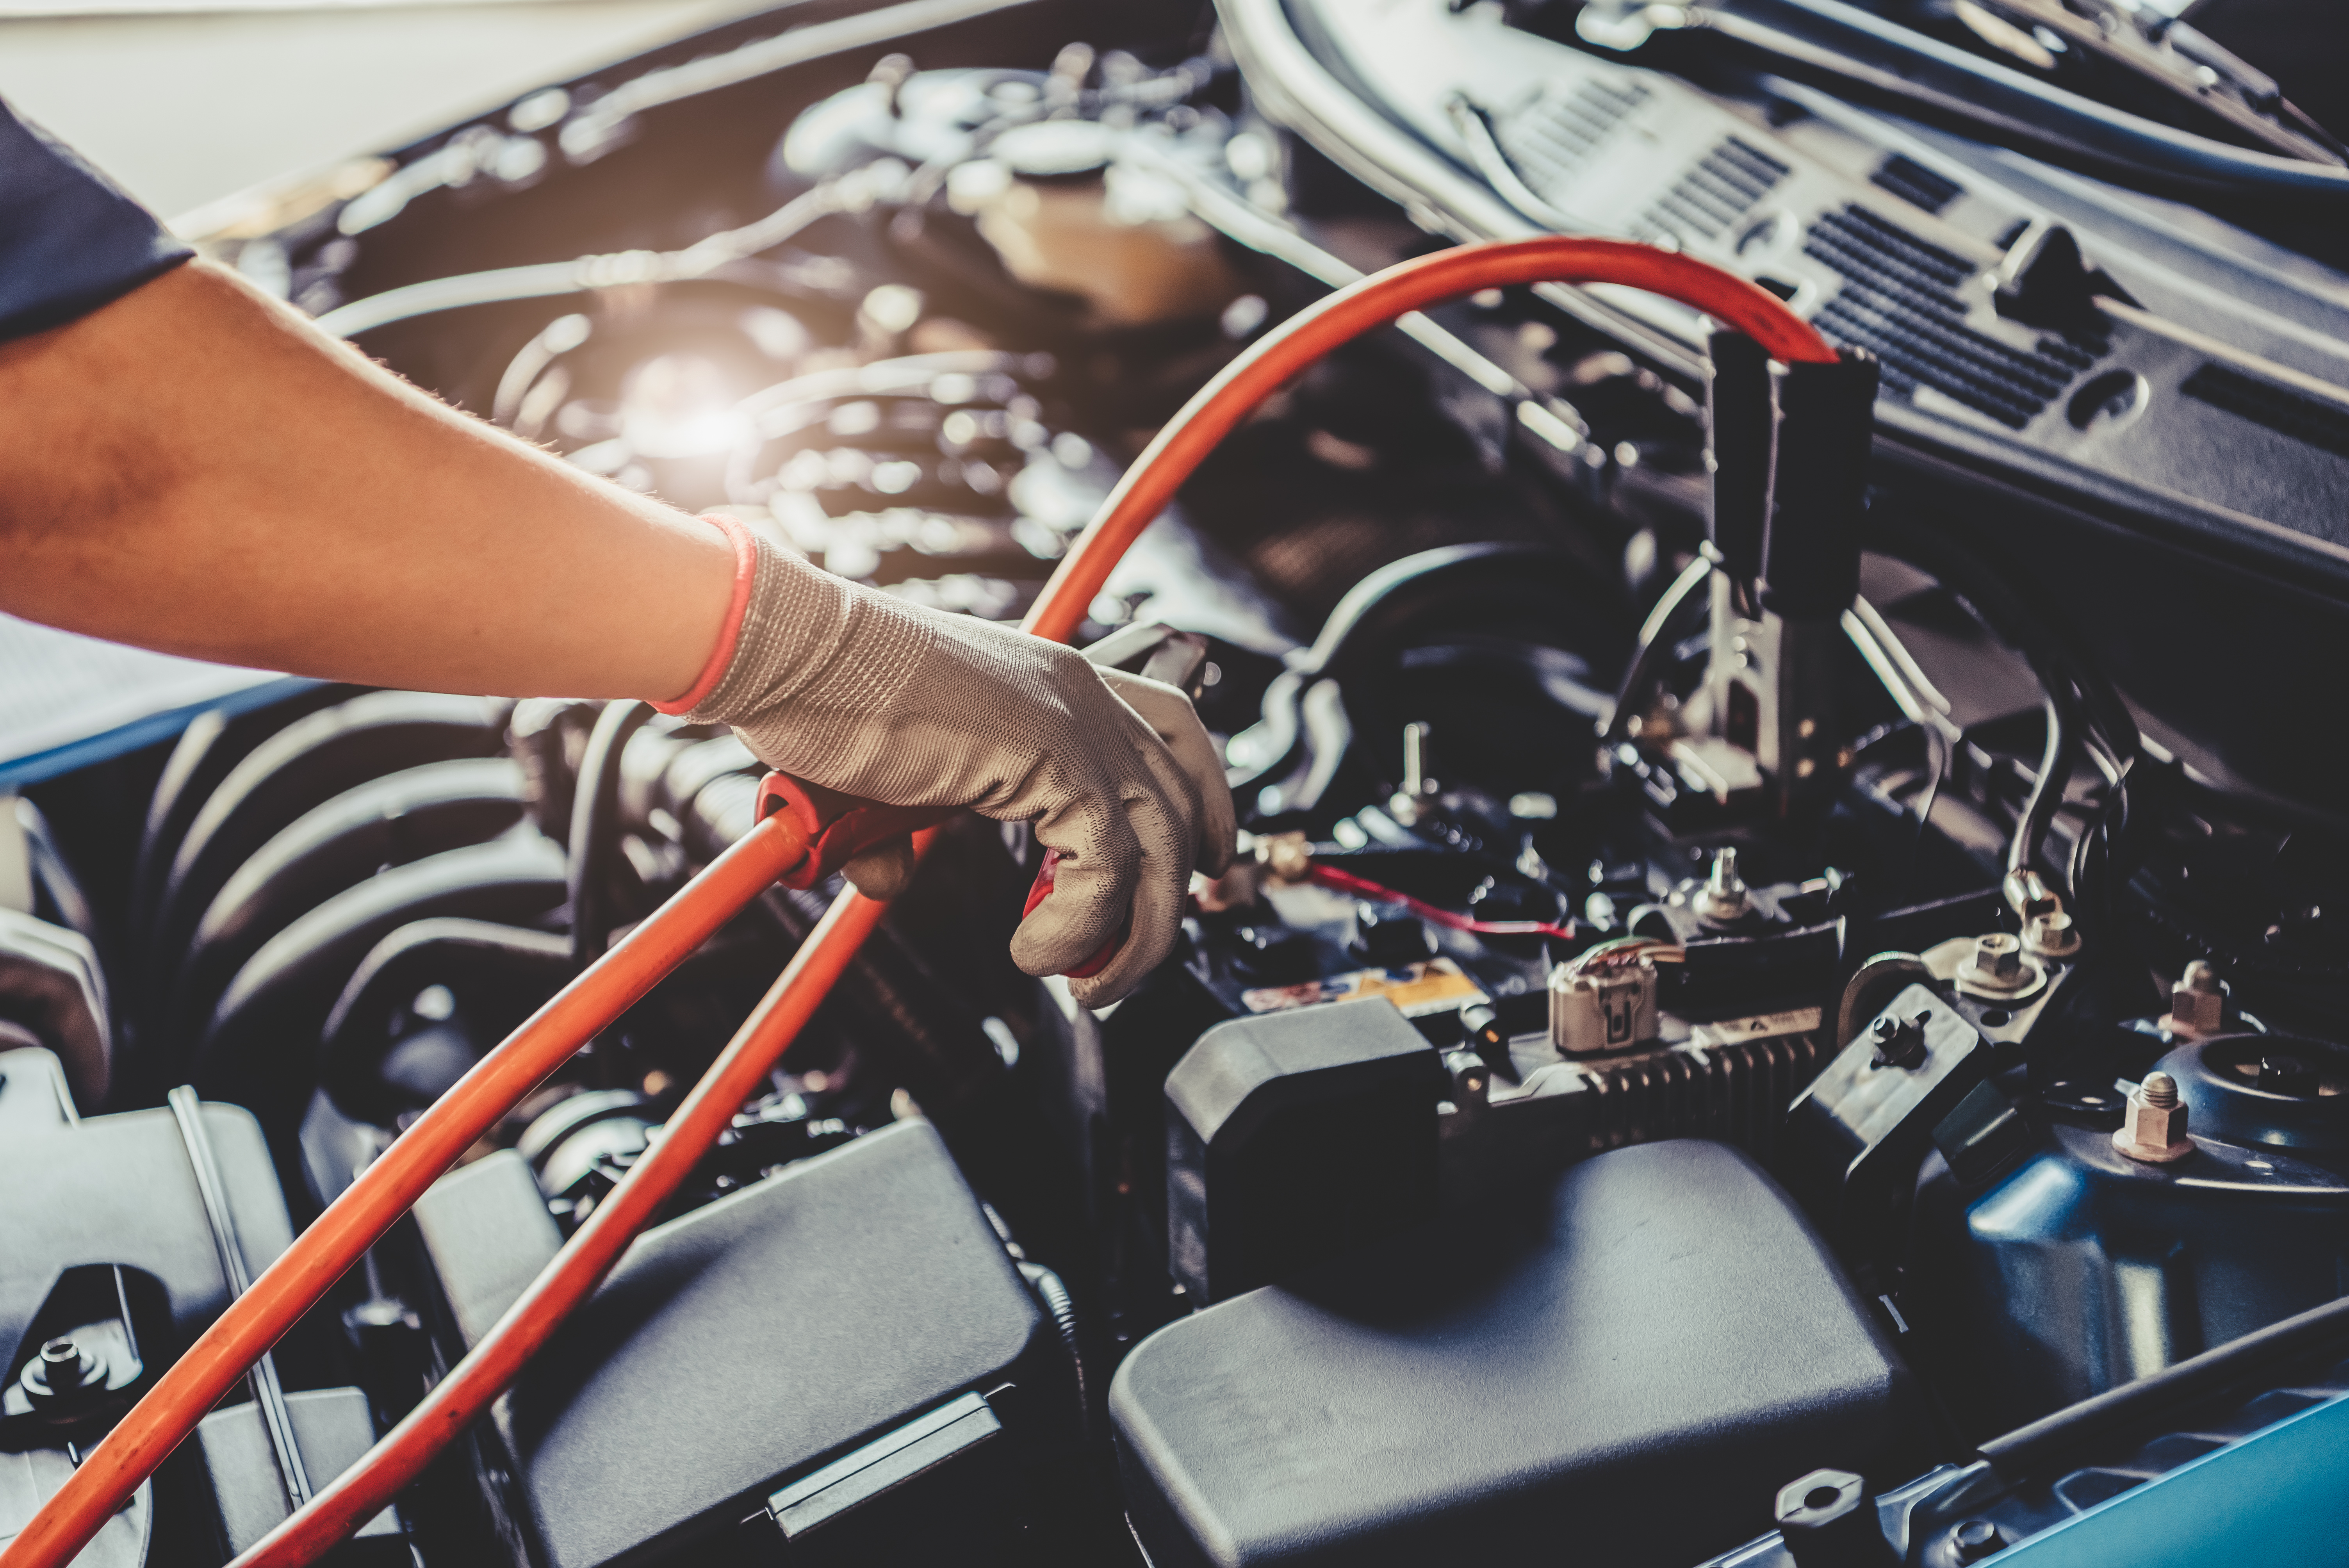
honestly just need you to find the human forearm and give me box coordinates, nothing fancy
[0,258,731,700]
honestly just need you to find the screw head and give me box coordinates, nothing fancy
[1951,1518,2005,1562]
[1870,1011,1929,1070]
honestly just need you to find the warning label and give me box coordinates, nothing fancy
[1242,959,1489,1020]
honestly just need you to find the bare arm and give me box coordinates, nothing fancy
[0,258,732,702]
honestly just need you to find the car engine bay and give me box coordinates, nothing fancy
[7,0,2349,1564]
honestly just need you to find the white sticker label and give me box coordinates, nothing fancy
[1687,1006,1823,1047]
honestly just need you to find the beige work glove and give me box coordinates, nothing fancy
[668,531,1234,1005]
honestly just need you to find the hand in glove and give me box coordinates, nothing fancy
[658,518,1234,1005]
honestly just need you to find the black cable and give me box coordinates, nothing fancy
[1849,717,1944,839]
[1913,718,1948,843]
[2007,691,2078,883]
[566,699,656,971]
[2067,749,2137,940]
[1017,1260,1090,1441]
[1600,553,1715,745]
[1862,530,2135,906]
[1579,0,2349,210]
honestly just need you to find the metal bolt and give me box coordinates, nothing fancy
[1950,1519,2005,1563]
[1695,846,1751,925]
[1446,1049,1491,1108]
[1957,932,2041,998]
[2023,910,2080,959]
[2114,1071,2194,1163]
[1402,721,1436,798]
[2169,961,2226,1037]
[1870,1010,1928,1070]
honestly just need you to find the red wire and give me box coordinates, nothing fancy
[1308,864,1578,943]
[0,237,1828,1568]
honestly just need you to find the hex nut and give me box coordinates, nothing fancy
[2113,1071,2194,1163]
[1774,1468,1891,1563]
[2169,961,2226,1037]
[1956,932,2042,999]
[2023,911,2081,959]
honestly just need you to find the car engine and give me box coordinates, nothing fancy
[6,0,2349,1564]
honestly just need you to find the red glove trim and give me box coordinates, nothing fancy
[652,513,758,716]
[1023,849,1125,980]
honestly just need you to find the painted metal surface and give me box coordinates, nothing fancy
[1989,1388,2349,1566]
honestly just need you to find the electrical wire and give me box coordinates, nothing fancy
[313,180,857,339]
[1841,600,1959,840]
[1864,513,2139,907]
[1575,0,2349,207]
[2009,691,2079,882]
[567,700,656,971]
[1563,934,1685,973]
[1306,864,1578,943]
[0,236,1832,1568]
[1600,552,1717,745]
[552,0,1035,162]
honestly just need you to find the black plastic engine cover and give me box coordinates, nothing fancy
[1165,998,1445,1305]
[1112,1139,1932,1568]
[486,1119,1082,1568]
[0,1046,292,1364]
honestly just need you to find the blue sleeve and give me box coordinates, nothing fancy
[0,97,193,342]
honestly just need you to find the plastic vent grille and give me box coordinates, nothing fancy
[1636,137,1789,245]
[1498,78,1651,200]
[2181,363,2349,461]
[1805,205,2101,429]
[1870,153,1964,215]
